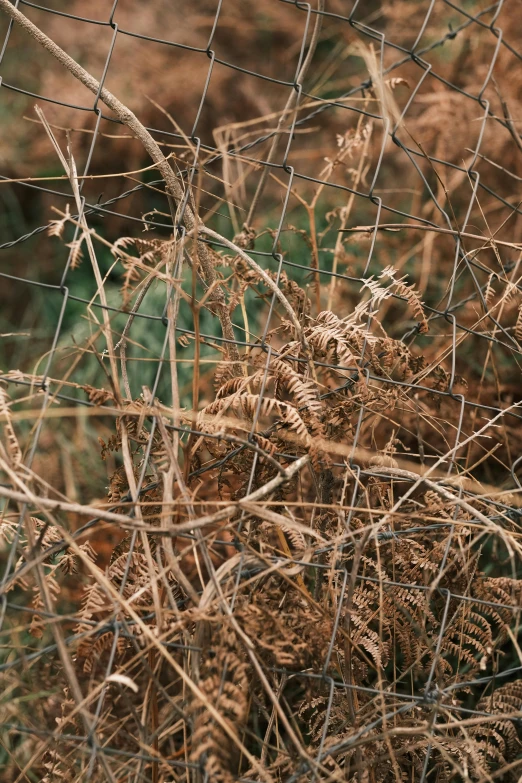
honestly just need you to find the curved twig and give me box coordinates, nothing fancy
[0,0,239,365]
[199,226,305,341]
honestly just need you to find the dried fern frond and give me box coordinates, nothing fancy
[0,385,22,468]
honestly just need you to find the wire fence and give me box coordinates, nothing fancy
[1,1,522,781]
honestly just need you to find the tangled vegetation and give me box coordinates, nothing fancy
[1,1,522,782]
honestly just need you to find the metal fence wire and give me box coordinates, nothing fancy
[1,0,522,781]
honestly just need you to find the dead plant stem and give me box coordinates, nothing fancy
[0,0,240,366]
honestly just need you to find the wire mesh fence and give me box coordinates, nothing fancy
[1,1,522,780]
